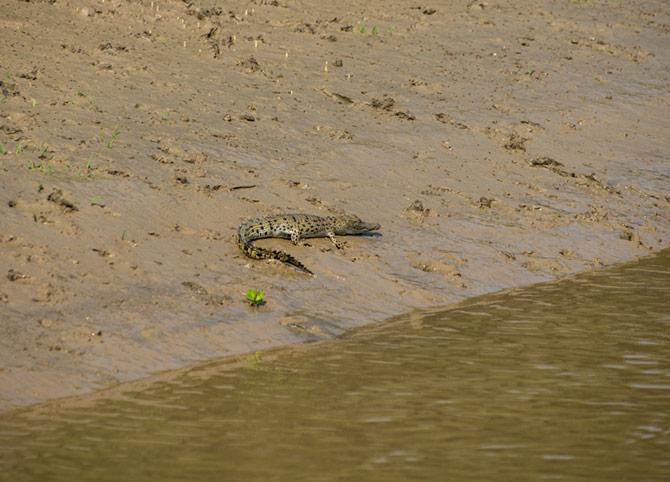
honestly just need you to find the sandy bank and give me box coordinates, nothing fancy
[1,0,669,411]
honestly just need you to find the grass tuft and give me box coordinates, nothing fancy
[107,127,120,149]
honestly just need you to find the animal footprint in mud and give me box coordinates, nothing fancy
[404,200,430,223]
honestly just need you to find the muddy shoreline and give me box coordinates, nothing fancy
[1,0,669,411]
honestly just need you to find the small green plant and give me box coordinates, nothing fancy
[357,22,367,34]
[246,351,262,368]
[0,143,6,155]
[246,288,265,306]
[90,195,104,206]
[27,161,54,175]
[107,127,120,148]
[31,99,37,108]
[84,158,94,176]
[15,143,25,154]
[371,26,379,36]
[37,183,44,192]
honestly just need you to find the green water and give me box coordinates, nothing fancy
[1,251,669,481]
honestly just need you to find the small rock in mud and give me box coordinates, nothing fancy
[0,79,20,97]
[329,92,354,104]
[620,228,641,245]
[239,57,261,73]
[294,23,316,34]
[575,207,608,223]
[504,133,528,152]
[19,68,39,80]
[394,111,416,121]
[500,250,516,260]
[478,197,495,208]
[435,112,468,129]
[370,97,395,111]
[531,156,563,168]
[47,189,78,212]
[98,42,127,53]
[191,6,223,19]
[7,269,30,282]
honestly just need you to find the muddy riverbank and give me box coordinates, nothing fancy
[1,0,669,410]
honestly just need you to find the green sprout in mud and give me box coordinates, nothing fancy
[27,161,54,175]
[356,21,381,35]
[90,195,104,207]
[246,351,263,368]
[246,288,265,307]
[37,183,44,193]
[31,99,37,108]
[106,127,120,149]
[15,143,25,155]
[38,144,49,159]
[0,143,6,155]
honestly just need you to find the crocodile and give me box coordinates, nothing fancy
[237,213,381,274]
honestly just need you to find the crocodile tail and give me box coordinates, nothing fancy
[241,242,313,275]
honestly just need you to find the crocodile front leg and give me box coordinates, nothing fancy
[327,232,347,249]
[291,230,311,247]
[290,230,302,245]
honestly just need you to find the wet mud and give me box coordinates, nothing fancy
[0,0,669,410]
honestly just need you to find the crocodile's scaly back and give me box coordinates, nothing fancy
[237,213,380,274]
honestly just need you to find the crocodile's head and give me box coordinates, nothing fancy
[335,215,381,235]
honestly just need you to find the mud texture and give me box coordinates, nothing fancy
[1,0,669,410]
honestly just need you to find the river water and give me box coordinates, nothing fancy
[1,251,669,481]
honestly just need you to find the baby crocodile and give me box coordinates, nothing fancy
[238,213,381,274]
